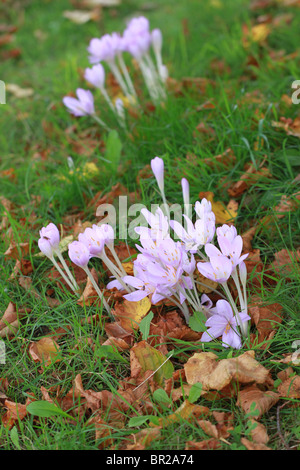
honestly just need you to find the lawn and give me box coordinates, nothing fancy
[0,0,300,451]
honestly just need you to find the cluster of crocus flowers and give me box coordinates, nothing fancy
[63,16,168,130]
[38,222,132,315]
[38,156,251,350]
[107,156,251,349]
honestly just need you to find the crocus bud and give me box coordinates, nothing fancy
[68,241,90,269]
[151,156,164,194]
[39,223,60,250]
[63,88,95,117]
[181,178,189,207]
[38,238,54,259]
[84,64,105,90]
[239,261,247,287]
[151,29,162,53]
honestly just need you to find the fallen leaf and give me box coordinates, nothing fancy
[249,419,269,444]
[2,400,28,429]
[130,341,174,386]
[277,375,300,399]
[241,437,271,450]
[6,84,34,98]
[112,297,151,332]
[236,384,279,418]
[248,297,283,343]
[63,9,100,24]
[185,438,221,450]
[184,350,271,391]
[28,338,61,367]
[150,399,210,428]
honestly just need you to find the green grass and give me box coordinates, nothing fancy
[0,0,300,451]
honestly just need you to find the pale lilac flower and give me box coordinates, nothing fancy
[123,17,151,59]
[170,213,214,253]
[208,226,248,268]
[39,223,60,250]
[63,88,95,117]
[135,207,169,240]
[68,241,90,268]
[93,224,115,248]
[38,238,54,259]
[87,33,122,64]
[78,227,105,256]
[197,254,233,283]
[84,64,105,89]
[201,299,250,349]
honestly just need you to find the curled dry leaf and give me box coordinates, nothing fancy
[240,437,271,450]
[277,375,300,399]
[249,419,269,445]
[28,337,61,367]
[0,302,30,338]
[185,438,221,450]
[2,400,28,429]
[184,350,271,391]
[4,242,29,260]
[150,399,210,428]
[126,427,162,451]
[248,297,283,344]
[236,384,279,418]
[272,117,300,139]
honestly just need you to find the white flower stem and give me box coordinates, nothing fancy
[91,114,110,131]
[54,249,79,291]
[84,266,110,313]
[100,87,115,113]
[222,282,247,337]
[107,244,127,277]
[117,53,137,99]
[50,256,78,293]
[231,269,246,312]
[98,252,132,293]
[109,60,131,98]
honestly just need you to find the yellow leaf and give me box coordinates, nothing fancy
[199,191,237,224]
[131,341,174,385]
[113,297,151,331]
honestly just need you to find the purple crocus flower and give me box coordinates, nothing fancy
[207,225,248,268]
[63,88,95,117]
[197,254,233,283]
[39,223,60,249]
[201,299,250,349]
[87,33,122,64]
[68,241,90,269]
[84,64,105,89]
[135,207,169,240]
[78,227,105,256]
[122,17,151,59]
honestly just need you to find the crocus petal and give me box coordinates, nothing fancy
[123,290,149,302]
